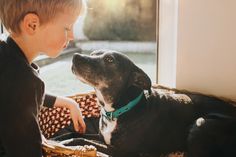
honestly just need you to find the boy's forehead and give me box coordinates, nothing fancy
[53,9,80,25]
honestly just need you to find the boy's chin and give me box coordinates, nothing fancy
[45,50,62,58]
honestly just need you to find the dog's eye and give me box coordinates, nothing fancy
[104,56,114,63]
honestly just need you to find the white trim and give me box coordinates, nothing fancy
[157,0,178,88]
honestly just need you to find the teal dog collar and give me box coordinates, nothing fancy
[102,92,143,120]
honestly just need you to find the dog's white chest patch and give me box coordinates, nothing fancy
[99,116,117,145]
[96,89,117,144]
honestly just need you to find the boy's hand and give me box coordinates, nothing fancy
[69,102,86,133]
[54,96,86,133]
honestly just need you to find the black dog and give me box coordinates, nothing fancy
[71,49,236,157]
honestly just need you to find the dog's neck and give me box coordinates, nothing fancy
[115,86,145,110]
[95,89,115,112]
[97,86,147,145]
[96,86,147,116]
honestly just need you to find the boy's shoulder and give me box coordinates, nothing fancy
[0,37,38,76]
[0,41,30,74]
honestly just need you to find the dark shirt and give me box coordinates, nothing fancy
[0,37,56,157]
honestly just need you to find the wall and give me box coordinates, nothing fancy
[158,0,236,101]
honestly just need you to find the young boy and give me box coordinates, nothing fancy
[0,0,86,156]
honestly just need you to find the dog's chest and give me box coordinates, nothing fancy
[99,116,117,145]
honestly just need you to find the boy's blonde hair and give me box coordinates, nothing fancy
[0,0,85,34]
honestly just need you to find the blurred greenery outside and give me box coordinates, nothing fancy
[82,0,156,41]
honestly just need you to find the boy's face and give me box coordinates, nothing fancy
[37,9,79,57]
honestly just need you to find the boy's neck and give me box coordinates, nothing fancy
[10,34,39,63]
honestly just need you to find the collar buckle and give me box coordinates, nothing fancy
[106,112,113,120]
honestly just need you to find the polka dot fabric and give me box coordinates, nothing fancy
[38,92,100,138]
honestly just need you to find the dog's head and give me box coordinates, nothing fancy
[72,49,151,111]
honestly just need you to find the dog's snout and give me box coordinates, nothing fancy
[72,53,82,74]
[72,53,82,64]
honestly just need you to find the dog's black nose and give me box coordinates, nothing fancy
[72,53,82,64]
[71,53,82,74]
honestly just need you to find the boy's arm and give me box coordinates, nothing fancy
[54,96,86,133]
[42,94,86,133]
[43,93,56,108]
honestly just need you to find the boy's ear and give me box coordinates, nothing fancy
[22,13,40,35]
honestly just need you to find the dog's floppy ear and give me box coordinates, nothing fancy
[130,66,152,90]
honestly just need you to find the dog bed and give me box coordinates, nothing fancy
[38,88,185,157]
